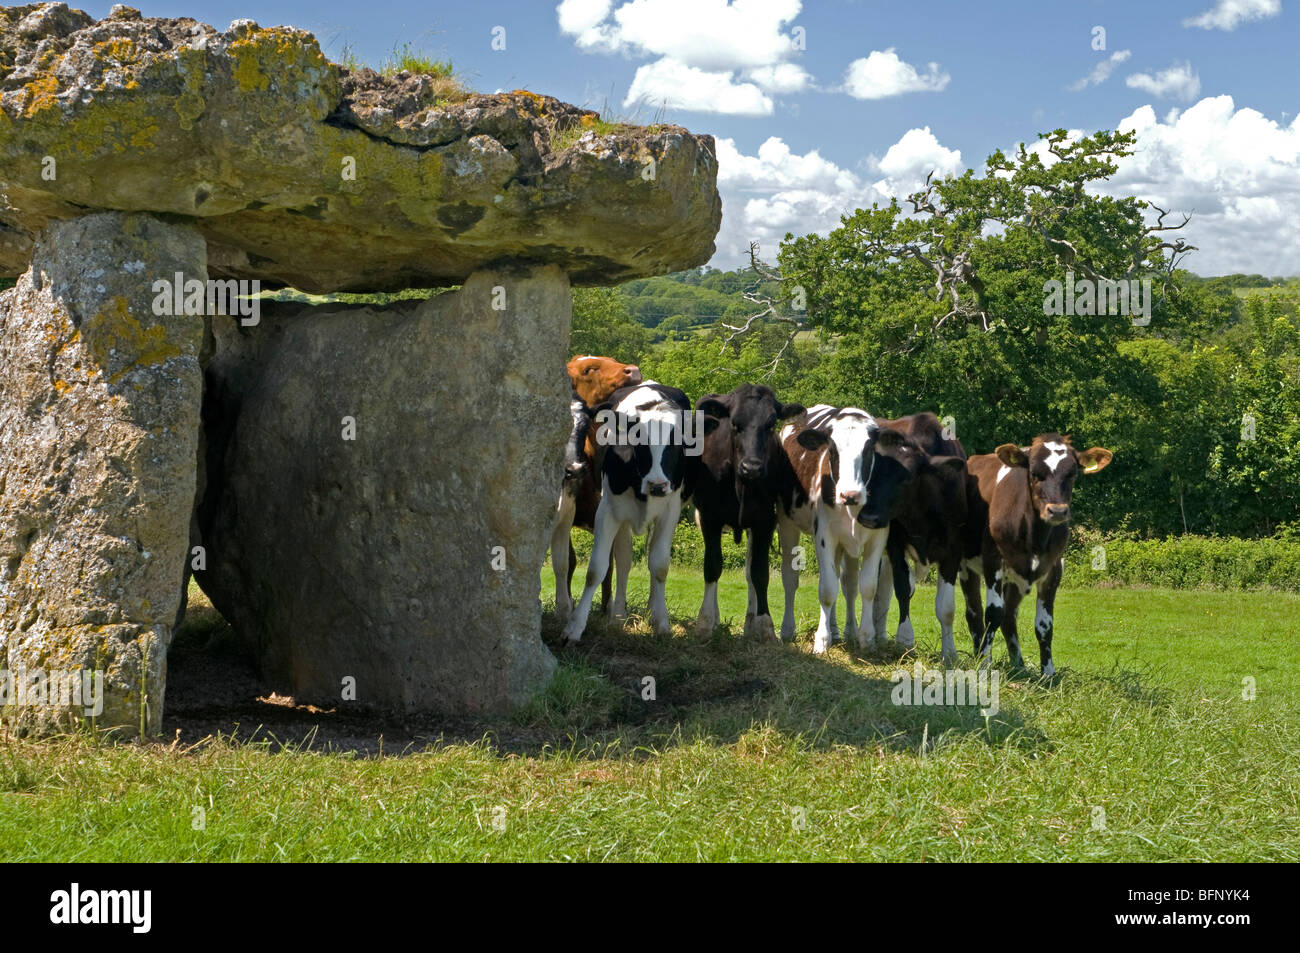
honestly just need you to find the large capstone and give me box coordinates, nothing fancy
[0,5,722,292]
[196,266,569,713]
[0,210,205,735]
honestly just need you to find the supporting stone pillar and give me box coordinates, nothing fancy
[0,212,206,736]
[198,265,567,713]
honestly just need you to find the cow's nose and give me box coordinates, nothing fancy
[565,461,586,476]
[839,490,862,505]
[646,479,669,496]
[624,365,642,381]
[738,459,764,479]
[1046,503,1069,521]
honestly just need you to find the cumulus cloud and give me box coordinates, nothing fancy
[1183,0,1281,31]
[1068,49,1132,91]
[1126,61,1202,101]
[625,59,773,116]
[556,0,809,114]
[711,130,964,267]
[1101,96,1300,275]
[842,48,950,99]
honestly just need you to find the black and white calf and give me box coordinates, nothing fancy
[777,405,892,654]
[561,382,693,642]
[861,414,968,665]
[689,384,803,639]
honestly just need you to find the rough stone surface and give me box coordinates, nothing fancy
[0,4,722,291]
[196,266,567,713]
[0,210,205,735]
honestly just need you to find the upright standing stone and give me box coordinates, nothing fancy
[198,266,567,713]
[0,212,205,735]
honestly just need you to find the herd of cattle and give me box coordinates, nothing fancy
[549,355,1113,675]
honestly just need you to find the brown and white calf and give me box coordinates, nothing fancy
[961,435,1113,676]
[777,405,893,654]
[862,413,969,665]
[549,355,642,622]
[562,381,694,642]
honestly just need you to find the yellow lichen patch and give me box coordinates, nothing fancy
[21,75,60,119]
[93,37,142,66]
[53,379,72,396]
[82,296,188,386]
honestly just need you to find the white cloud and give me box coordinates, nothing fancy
[842,49,950,99]
[625,58,773,115]
[711,130,963,267]
[557,0,809,114]
[1068,49,1132,91]
[1102,96,1300,275]
[1183,0,1281,31]
[744,62,813,93]
[1126,61,1202,102]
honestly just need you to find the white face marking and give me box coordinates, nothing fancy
[613,386,680,496]
[1043,441,1070,473]
[827,411,876,503]
[1035,602,1053,636]
[996,465,1011,484]
[1031,555,1040,572]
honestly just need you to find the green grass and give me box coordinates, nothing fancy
[2,570,1296,861]
[377,43,455,79]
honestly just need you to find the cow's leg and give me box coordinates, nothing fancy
[778,516,802,643]
[746,521,777,640]
[551,517,573,622]
[646,496,681,637]
[839,551,860,646]
[1034,561,1063,678]
[855,530,890,650]
[1000,569,1030,673]
[813,532,839,655]
[890,543,916,651]
[695,518,724,634]
[563,504,618,643]
[872,550,893,646]
[743,533,759,625]
[606,524,632,623]
[935,555,961,667]
[959,557,984,657]
[978,551,1005,663]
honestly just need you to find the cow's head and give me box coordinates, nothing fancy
[597,386,688,498]
[996,434,1113,525]
[855,428,968,529]
[567,355,642,407]
[563,396,593,489]
[795,409,878,511]
[697,384,804,483]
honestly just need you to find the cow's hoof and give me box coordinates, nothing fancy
[780,622,796,643]
[561,625,583,644]
[651,613,672,637]
[812,634,831,654]
[895,620,915,651]
[694,611,718,635]
[942,651,959,668]
[841,626,857,646]
[745,614,777,640]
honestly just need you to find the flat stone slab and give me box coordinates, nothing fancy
[0,4,722,292]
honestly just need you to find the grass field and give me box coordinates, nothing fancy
[2,569,1297,861]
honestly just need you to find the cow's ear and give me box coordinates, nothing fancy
[796,428,830,451]
[777,402,805,419]
[996,443,1028,468]
[1078,447,1113,474]
[875,428,907,450]
[929,455,967,477]
[697,396,730,419]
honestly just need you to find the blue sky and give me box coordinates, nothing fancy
[80,1,1300,274]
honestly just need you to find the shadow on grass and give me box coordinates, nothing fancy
[159,595,1060,759]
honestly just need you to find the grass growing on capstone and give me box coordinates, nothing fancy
[1,570,1296,861]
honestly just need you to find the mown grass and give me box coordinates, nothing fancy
[1,570,1296,861]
